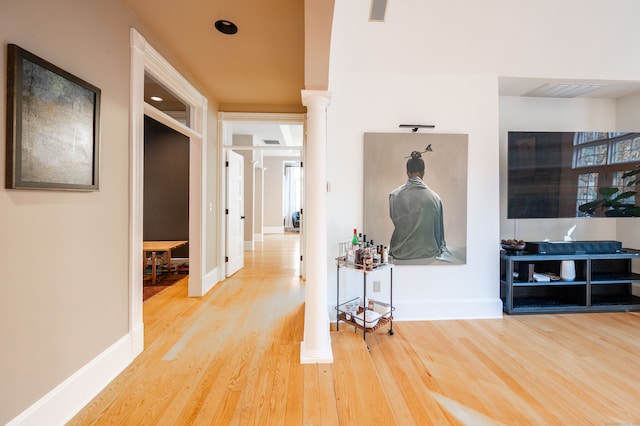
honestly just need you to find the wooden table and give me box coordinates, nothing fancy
[143,240,188,283]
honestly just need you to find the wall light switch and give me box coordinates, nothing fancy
[373,280,381,292]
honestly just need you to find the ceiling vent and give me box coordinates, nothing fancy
[370,0,387,22]
[524,83,604,98]
[263,139,280,145]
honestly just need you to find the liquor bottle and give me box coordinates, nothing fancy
[354,247,362,269]
[363,247,373,270]
[350,229,361,268]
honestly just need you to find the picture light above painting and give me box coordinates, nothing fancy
[507,131,640,219]
[5,44,101,191]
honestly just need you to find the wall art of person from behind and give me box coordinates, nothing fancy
[388,145,453,263]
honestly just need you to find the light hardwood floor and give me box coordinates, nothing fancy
[70,233,640,425]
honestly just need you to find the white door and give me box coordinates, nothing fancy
[226,150,244,276]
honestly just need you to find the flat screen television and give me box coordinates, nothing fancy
[507,131,640,219]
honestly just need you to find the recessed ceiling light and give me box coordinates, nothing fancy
[150,96,163,102]
[215,20,238,35]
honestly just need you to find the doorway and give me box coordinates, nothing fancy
[142,116,190,299]
[283,161,302,231]
[130,28,208,354]
[219,113,305,278]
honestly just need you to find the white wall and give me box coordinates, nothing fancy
[263,156,287,231]
[327,0,640,320]
[233,135,256,247]
[255,167,265,240]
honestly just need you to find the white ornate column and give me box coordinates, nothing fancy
[300,90,333,364]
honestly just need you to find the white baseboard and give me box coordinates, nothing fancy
[201,266,222,296]
[394,298,504,320]
[8,331,140,426]
[130,322,144,365]
[330,298,503,322]
[254,233,264,242]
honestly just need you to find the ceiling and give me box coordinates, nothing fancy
[131,0,311,155]
[130,0,640,150]
[226,121,304,158]
[124,0,307,113]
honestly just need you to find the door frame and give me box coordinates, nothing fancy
[129,29,208,353]
[218,112,306,279]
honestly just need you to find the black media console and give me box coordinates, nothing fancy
[500,246,640,314]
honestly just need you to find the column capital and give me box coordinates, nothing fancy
[301,90,332,109]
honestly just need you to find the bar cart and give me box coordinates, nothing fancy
[335,256,395,349]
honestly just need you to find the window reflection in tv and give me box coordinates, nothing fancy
[507,131,640,219]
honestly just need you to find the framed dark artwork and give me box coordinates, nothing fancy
[5,44,100,190]
[364,133,468,265]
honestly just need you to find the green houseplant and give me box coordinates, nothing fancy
[578,166,640,217]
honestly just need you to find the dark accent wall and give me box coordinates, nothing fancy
[144,116,189,258]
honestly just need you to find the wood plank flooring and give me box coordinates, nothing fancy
[69,233,640,425]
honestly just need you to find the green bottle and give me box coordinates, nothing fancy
[352,228,359,247]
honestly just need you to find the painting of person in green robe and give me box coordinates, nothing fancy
[389,148,449,260]
[364,133,467,266]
